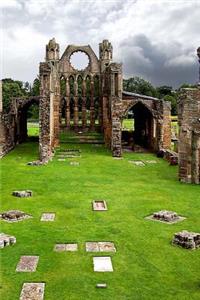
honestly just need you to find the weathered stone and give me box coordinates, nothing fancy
[92,200,107,211]
[40,213,55,221]
[16,256,39,272]
[96,283,107,288]
[0,210,32,222]
[178,87,200,184]
[12,190,32,197]
[0,233,16,249]
[20,283,45,300]
[27,161,43,166]
[54,243,78,252]
[172,230,200,249]
[69,161,80,166]
[86,242,116,252]
[93,256,113,272]
[146,210,185,224]
[145,160,157,164]
[128,160,145,166]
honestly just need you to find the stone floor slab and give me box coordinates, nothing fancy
[20,282,45,300]
[128,160,145,166]
[93,256,113,272]
[65,243,78,251]
[86,242,116,252]
[54,243,78,252]
[86,242,99,252]
[93,200,107,211]
[40,213,55,221]
[16,256,39,272]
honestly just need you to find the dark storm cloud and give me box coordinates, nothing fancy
[119,34,198,87]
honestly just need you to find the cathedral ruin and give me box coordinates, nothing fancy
[0,39,199,184]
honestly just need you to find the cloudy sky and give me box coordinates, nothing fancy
[1,0,200,88]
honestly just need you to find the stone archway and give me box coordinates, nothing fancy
[122,101,154,151]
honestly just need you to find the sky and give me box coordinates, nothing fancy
[1,0,200,88]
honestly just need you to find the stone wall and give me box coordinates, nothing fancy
[178,88,200,184]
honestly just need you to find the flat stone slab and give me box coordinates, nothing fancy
[16,256,39,272]
[96,283,107,288]
[27,161,43,166]
[57,158,66,161]
[145,160,157,164]
[113,157,123,160]
[20,283,45,300]
[92,200,107,211]
[40,213,55,221]
[172,230,200,249]
[93,256,113,272]
[146,210,185,224]
[128,160,145,166]
[12,190,32,197]
[0,210,32,222]
[70,161,80,166]
[0,233,16,249]
[54,243,78,252]
[86,242,116,252]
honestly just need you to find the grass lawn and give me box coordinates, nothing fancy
[0,138,200,299]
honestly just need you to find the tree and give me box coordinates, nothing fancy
[123,77,158,98]
[163,95,177,115]
[2,78,26,112]
[30,77,40,96]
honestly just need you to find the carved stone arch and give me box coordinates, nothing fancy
[59,45,100,74]
[121,100,154,120]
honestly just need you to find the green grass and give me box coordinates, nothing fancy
[0,140,200,300]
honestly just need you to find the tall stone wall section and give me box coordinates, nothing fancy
[178,88,200,184]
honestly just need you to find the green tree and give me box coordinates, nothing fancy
[123,77,158,98]
[30,77,40,96]
[163,95,177,115]
[2,78,26,112]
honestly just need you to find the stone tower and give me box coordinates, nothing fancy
[99,39,113,71]
[46,38,60,62]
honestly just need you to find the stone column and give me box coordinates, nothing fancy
[90,78,95,130]
[82,79,87,129]
[65,77,70,129]
[74,79,79,129]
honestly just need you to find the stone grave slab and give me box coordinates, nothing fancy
[128,160,145,166]
[40,213,55,222]
[113,157,123,160]
[96,283,107,288]
[0,233,16,249]
[146,210,185,224]
[92,200,107,211]
[93,256,113,272]
[16,256,39,272]
[65,243,78,251]
[70,161,80,166]
[86,242,116,252]
[172,230,200,249]
[0,210,32,222]
[54,243,78,252]
[57,158,66,161]
[145,160,157,164]
[20,282,45,300]
[12,190,32,197]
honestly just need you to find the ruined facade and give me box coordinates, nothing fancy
[0,38,171,162]
[178,88,200,184]
[39,38,171,160]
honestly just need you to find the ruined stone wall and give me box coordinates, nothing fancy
[178,88,200,184]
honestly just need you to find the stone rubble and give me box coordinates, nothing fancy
[12,190,33,197]
[172,230,200,249]
[0,210,32,222]
[0,233,16,249]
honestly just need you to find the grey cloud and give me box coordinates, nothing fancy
[119,34,198,88]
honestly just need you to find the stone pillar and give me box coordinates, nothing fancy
[74,79,79,129]
[82,79,87,129]
[65,78,70,129]
[90,78,95,130]
[178,88,200,184]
